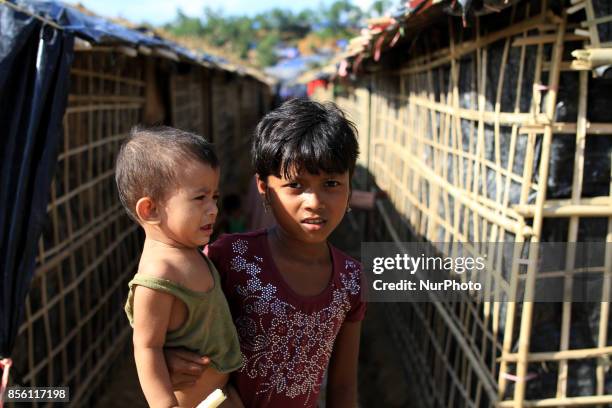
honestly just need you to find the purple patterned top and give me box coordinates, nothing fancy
[205,229,366,408]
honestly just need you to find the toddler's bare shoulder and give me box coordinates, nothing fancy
[137,256,185,282]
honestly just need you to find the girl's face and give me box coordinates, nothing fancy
[259,169,350,244]
[158,161,220,248]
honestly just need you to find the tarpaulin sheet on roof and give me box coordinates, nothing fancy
[8,0,228,65]
[0,3,74,358]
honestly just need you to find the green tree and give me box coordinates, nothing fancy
[326,0,363,30]
[166,9,205,36]
[297,9,319,27]
[199,8,256,58]
[162,1,376,68]
[256,32,280,67]
[313,0,362,40]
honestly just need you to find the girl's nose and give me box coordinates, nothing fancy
[303,189,324,210]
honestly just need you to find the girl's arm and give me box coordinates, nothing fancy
[165,348,210,389]
[132,285,179,408]
[326,321,362,408]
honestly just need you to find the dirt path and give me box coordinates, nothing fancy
[331,213,418,407]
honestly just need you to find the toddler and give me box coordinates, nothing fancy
[116,126,243,408]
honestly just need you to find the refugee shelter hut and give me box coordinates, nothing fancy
[0,1,272,406]
[308,0,612,406]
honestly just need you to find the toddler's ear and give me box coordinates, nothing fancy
[135,197,161,225]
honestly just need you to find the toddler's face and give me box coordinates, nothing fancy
[263,169,350,244]
[158,161,220,248]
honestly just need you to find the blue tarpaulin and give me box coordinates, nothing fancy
[6,0,230,65]
[0,2,74,359]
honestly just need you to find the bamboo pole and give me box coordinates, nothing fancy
[513,13,566,408]
[497,6,530,394]
[500,346,612,362]
[513,203,612,217]
[514,266,607,278]
[487,18,514,373]
[557,70,588,402]
[583,0,601,48]
[596,155,612,405]
[498,394,612,407]
[473,17,486,244]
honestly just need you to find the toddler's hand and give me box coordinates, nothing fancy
[164,347,210,390]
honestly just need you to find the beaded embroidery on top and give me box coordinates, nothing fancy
[229,238,361,403]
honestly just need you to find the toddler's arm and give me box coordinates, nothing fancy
[326,321,362,408]
[132,285,180,408]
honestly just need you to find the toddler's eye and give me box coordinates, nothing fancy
[325,180,340,187]
[194,195,205,200]
[213,195,220,201]
[286,182,302,189]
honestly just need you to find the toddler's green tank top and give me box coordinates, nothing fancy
[125,255,243,373]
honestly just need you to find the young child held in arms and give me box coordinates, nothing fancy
[166,99,366,407]
[116,127,243,408]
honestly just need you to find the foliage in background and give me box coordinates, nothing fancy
[164,0,395,68]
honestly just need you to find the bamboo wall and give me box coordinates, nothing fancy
[170,66,273,194]
[211,74,273,194]
[9,49,271,407]
[171,65,206,135]
[320,1,612,406]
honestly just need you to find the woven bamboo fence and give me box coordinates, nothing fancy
[317,0,612,406]
[7,46,271,407]
[170,64,273,193]
[211,75,272,193]
[163,65,276,195]
[171,66,207,135]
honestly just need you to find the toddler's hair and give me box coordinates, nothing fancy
[115,125,219,222]
[252,98,359,180]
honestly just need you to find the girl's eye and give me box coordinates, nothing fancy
[286,182,302,189]
[194,195,205,200]
[212,195,220,201]
[325,180,340,187]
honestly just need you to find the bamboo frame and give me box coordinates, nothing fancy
[315,1,612,407]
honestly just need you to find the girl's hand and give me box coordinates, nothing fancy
[164,348,210,390]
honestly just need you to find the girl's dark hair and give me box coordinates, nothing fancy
[252,98,359,180]
[115,126,218,222]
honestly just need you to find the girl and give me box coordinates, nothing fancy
[166,99,366,407]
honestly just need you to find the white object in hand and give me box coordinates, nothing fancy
[196,389,227,408]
